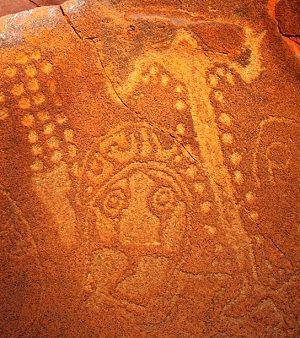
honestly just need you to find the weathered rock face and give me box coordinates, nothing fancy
[0,0,299,337]
[0,0,66,17]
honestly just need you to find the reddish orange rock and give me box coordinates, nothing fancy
[0,0,66,17]
[275,0,300,56]
[0,0,299,337]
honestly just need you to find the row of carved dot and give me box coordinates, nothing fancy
[141,67,189,114]
[22,111,67,126]
[211,87,258,219]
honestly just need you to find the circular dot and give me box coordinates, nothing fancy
[201,201,212,213]
[15,52,28,64]
[176,123,185,135]
[161,74,169,86]
[44,123,55,135]
[103,188,128,217]
[11,83,25,96]
[150,66,159,76]
[175,85,183,93]
[214,91,223,102]
[31,159,44,171]
[219,113,232,126]
[233,170,244,185]
[51,150,63,163]
[56,114,67,124]
[37,111,50,121]
[5,66,17,77]
[68,144,78,158]
[28,130,38,143]
[222,133,234,145]
[33,93,45,105]
[86,186,93,194]
[194,182,205,195]
[21,114,35,127]
[175,100,187,111]
[249,211,259,221]
[31,50,41,60]
[27,78,39,91]
[230,152,242,166]
[64,129,74,142]
[47,136,60,149]
[18,97,31,109]
[215,244,223,253]
[185,165,198,179]
[152,187,176,213]
[32,144,43,155]
[25,64,37,77]
[245,191,255,203]
[211,260,219,268]
[41,61,53,74]
[204,224,216,235]
[174,155,182,163]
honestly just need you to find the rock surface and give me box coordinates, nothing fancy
[0,0,299,337]
[0,0,66,17]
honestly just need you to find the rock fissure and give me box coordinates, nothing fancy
[273,3,300,54]
[276,17,300,39]
[58,7,200,164]
[59,5,83,40]
[29,0,40,7]
[1,2,299,335]
[88,37,199,164]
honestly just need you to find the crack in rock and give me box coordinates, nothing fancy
[59,5,83,40]
[58,8,198,163]
[29,0,40,7]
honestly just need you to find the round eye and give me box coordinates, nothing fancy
[151,186,177,215]
[102,189,128,218]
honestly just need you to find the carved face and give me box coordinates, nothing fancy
[82,124,197,324]
[89,164,188,254]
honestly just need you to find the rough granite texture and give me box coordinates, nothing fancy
[0,0,299,337]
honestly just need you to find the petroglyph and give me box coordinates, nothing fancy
[0,48,80,245]
[95,26,266,282]
[1,48,75,171]
[58,18,272,325]
[80,122,225,324]
[253,117,300,187]
[1,2,299,335]
[0,185,43,337]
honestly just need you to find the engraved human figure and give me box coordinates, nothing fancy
[0,0,299,335]
[90,171,187,320]
[83,125,194,324]
[89,7,267,282]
